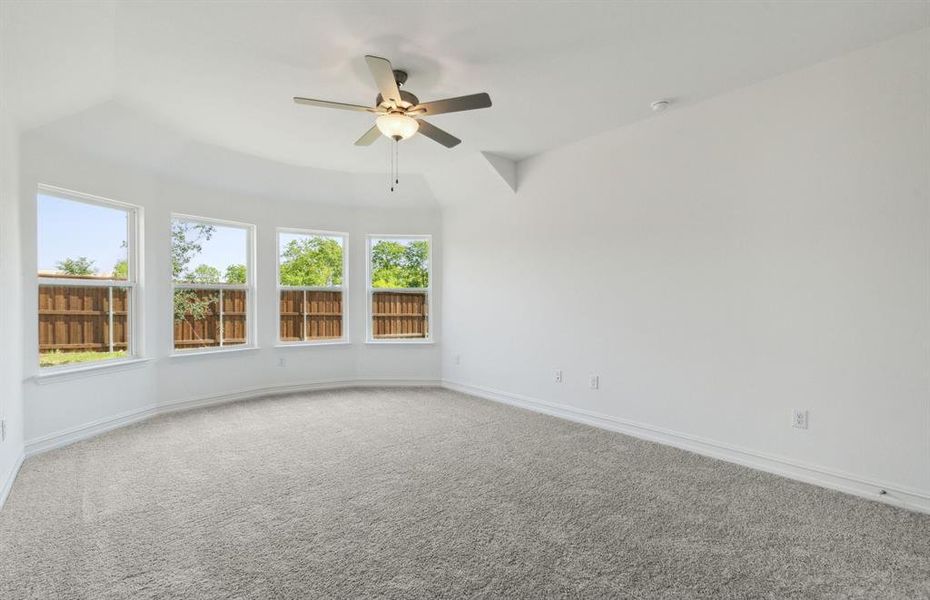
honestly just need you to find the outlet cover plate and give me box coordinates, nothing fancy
[791,409,809,430]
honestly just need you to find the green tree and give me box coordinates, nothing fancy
[176,263,221,342]
[172,221,215,280]
[279,237,343,286]
[173,290,215,326]
[112,241,128,279]
[171,221,217,325]
[225,264,247,284]
[112,260,128,279]
[370,240,429,288]
[56,257,96,276]
[184,264,222,284]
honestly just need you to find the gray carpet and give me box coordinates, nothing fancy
[0,388,927,599]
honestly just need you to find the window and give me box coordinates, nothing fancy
[367,235,431,342]
[171,215,254,353]
[277,229,347,344]
[37,186,141,369]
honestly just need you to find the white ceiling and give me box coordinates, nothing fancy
[3,0,929,176]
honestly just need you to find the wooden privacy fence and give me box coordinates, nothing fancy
[37,285,249,353]
[280,290,343,342]
[38,284,129,353]
[372,291,428,339]
[39,285,428,352]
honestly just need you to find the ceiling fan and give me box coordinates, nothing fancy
[293,55,492,148]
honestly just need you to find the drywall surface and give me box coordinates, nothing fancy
[0,103,25,506]
[19,137,441,443]
[0,0,26,506]
[436,30,930,499]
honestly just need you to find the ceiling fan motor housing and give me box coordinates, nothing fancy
[376,89,420,111]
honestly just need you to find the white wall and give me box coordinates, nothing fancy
[435,30,930,507]
[19,136,441,445]
[0,2,26,506]
[0,97,25,505]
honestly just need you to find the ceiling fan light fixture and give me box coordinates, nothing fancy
[376,113,419,141]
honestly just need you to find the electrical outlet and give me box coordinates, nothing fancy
[589,375,599,390]
[791,409,809,430]
[454,354,461,366]
[278,357,287,368]
[554,369,562,383]
[0,419,5,443]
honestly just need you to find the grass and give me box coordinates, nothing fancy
[40,350,127,367]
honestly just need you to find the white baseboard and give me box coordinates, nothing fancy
[442,380,930,515]
[25,378,440,457]
[0,452,25,511]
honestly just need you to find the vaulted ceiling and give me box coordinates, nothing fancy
[3,1,928,179]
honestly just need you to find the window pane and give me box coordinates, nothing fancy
[279,290,343,342]
[369,238,429,289]
[38,284,130,367]
[371,291,428,339]
[38,194,129,280]
[307,291,342,340]
[173,289,248,350]
[279,290,304,342]
[279,233,344,287]
[172,219,248,284]
[221,289,248,346]
[173,289,219,350]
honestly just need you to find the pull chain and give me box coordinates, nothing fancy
[389,138,401,192]
[388,139,400,192]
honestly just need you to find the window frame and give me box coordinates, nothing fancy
[275,227,350,346]
[366,234,433,344]
[169,213,257,356]
[35,184,145,375]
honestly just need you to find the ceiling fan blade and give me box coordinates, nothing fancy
[413,93,491,116]
[293,97,378,112]
[417,119,461,148]
[364,55,401,104]
[354,125,382,146]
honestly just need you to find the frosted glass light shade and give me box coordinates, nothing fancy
[376,113,419,140]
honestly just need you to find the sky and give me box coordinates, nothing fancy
[173,217,248,278]
[38,194,127,275]
[38,193,248,277]
[38,194,419,279]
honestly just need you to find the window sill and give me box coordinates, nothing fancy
[31,357,152,385]
[169,345,259,358]
[366,339,434,345]
[275,340,351,348]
